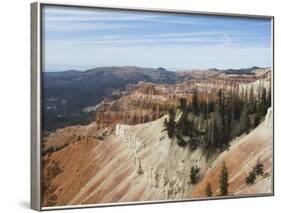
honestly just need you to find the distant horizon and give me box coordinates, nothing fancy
[44,64,271,73]
[42,5,272,72]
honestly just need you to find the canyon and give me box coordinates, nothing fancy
[41,67,273,207]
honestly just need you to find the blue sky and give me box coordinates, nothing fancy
[42,5,272,72]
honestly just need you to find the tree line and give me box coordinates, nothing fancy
[163,84,271,158]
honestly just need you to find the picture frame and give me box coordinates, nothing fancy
[31,1,274,211]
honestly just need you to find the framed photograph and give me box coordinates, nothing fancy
[31,2,274,211]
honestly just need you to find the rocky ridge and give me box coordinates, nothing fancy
[41,68,273,206]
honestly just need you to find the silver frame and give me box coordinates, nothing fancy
[31,1,275,211]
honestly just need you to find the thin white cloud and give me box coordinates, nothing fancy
[44,22,138,32]
[44,30,268,48]
[44,13,161,22]
[42,6,272,71]
[43,6,202,33]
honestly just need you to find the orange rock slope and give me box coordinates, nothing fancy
[41,69,273,207]
[42,108,273,207]
[192,108,273,198]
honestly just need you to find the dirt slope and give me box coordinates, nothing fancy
[192,108,273,197]
[42,115,210,206]
[42,108,273,207]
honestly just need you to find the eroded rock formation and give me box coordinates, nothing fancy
[41,68,273,207]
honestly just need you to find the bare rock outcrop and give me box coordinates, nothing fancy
[42,68,272,206]
[115,117,209,200]
[42,105,273,206]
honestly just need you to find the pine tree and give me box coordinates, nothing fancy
[177,111,191,136]
[192,91,199,115]
[255,162,264,176]
[203,101,208,120]
[163,108,176,138]
[179,98,187,112]
[225,103,232,142]
[245,171,256,184]
[164,118,168,127]
[220,96,232,145]
[203,120,212,157]
[245,110,251,134]
[219,161,229,196]
[208,101,214,113]
[261,88,267,115]
[245,160,264,185]
[253,111,261,128]
[249,85,255,114]
[190,165,200,184]
[218,89,223,107]
[205,182,213,197]
[233,85,242,120]
[218,90,225,116]
[212,116,219,148]
[266,87,271,109]
[168,108,176,137]
[253,99,257,114]
[240,103,251,134]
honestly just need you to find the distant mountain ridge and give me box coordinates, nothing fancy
[42,66,177,131]
[42,65,269,131]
